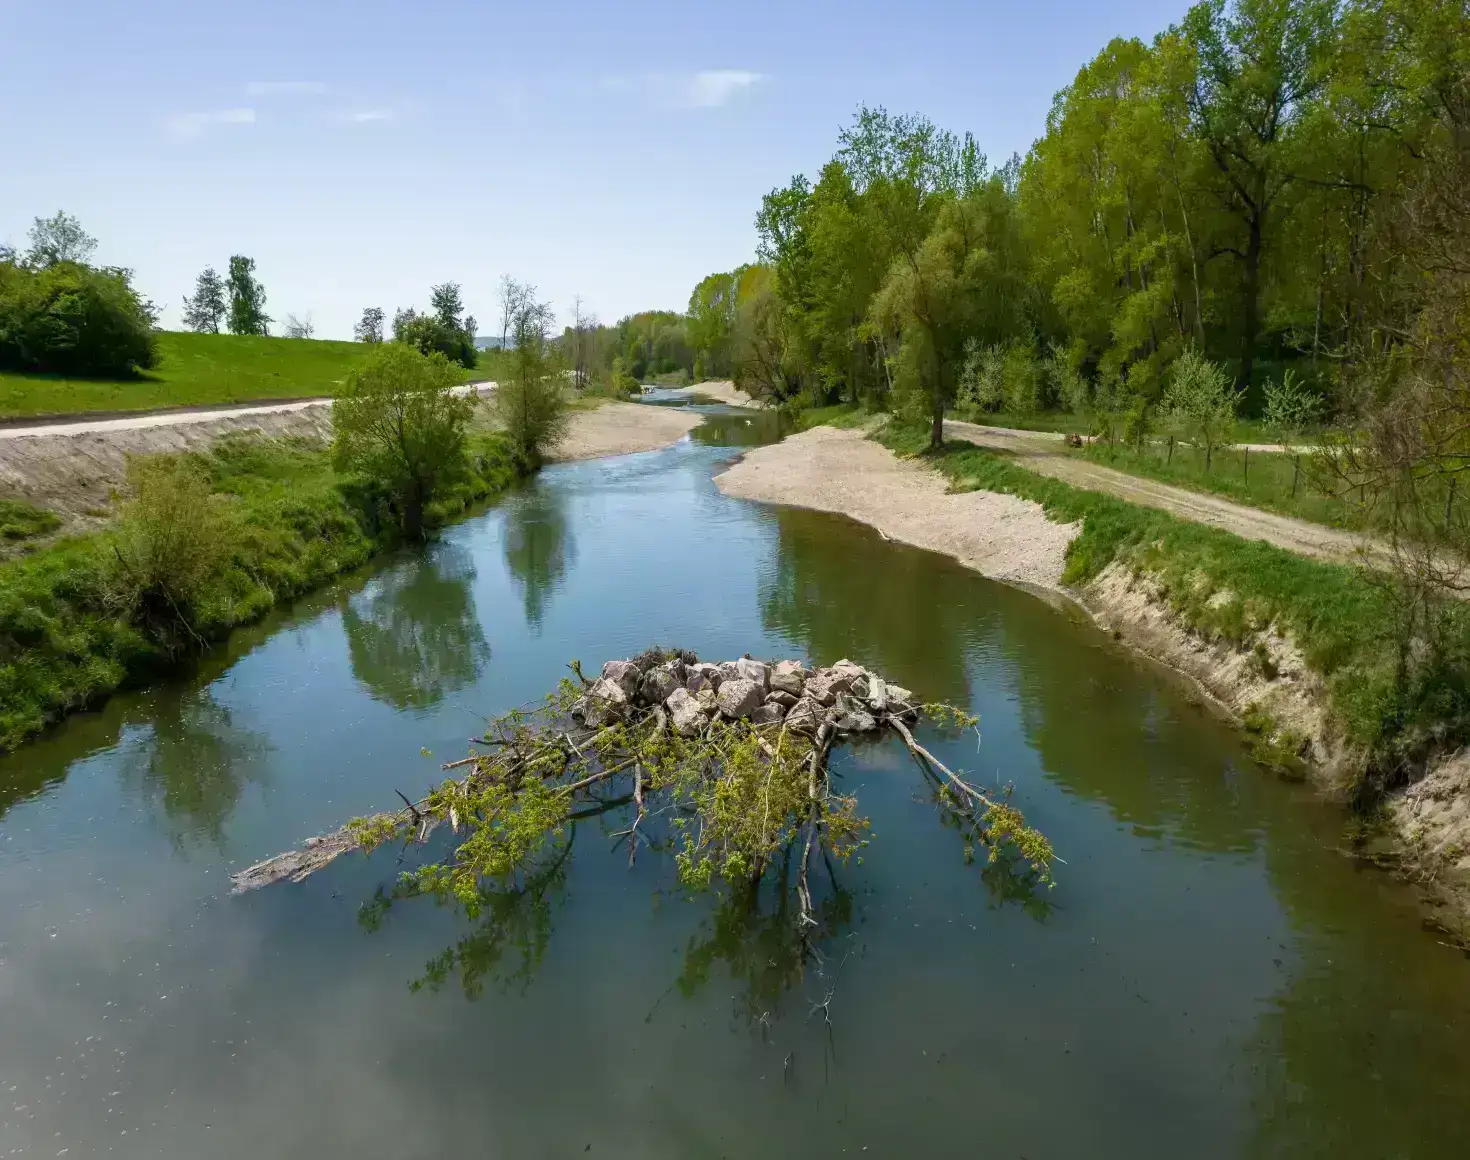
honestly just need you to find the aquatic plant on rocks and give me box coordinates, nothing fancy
[233,647,1055,940]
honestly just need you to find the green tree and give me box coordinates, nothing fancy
[1163,347,1240,469]
[182,267,227,333]
[25,211,97,268]
[226,255,270,336]
[0,259,158,377]
[493,294,570,467]
[332,343,476,539]
[354,306,385,343]
[1180,0,1339,391]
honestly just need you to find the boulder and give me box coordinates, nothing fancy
[766,689,798,709]
[665,687,708,737]
[601,660,642,699]
[806,669,855,706]
[717,661,743,684]
[734,658,770,690]
[784,696,824,734]
[686,663,722,693]
[888,684,914,707]
[769,661,807,697]
[641,667,680,706]
[750,704,784,726]
[664,657,688,686]
[833,693,877,733]
[583,677,631,726]
[716,677,763,719]
[695,686,720,712]
[866,676,888,712]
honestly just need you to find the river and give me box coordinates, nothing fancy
[2,405,1468,1158]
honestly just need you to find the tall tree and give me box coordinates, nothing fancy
[354,306,385,343]
[430,282,465,330]
[497,275,531,350]
[181,267,227,333]
[1180,0,1339,390]
[226,255,270,336]
[25,211,97,268]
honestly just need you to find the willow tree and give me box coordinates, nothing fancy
[872,180,1031,448]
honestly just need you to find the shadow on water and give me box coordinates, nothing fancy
[501,484,577,631]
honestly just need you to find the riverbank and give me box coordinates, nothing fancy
[717,423,1470,928]
[0,399,702,751]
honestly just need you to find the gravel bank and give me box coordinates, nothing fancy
[715,425,1078,592]
[549,402,701,462]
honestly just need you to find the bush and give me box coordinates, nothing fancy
[0,258,158,377]
[394,312,477,369]
[332,344,477,539]
[0,497,61,541]
[494,298,571,468]
[109,457,238,638]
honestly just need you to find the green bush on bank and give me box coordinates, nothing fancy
[0,257,158,379]
[0,432,521,751]
[878,421,1470,771]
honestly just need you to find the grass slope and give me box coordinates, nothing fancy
[0,432,520,751]
[875,420,1469,772]
[0,332,483,421]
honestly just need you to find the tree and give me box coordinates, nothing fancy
[1180,0,1338,391]
[226,255,270,336]
[430,282,466,330]
[1261,368,1319,494]
[332,343,477,539]
[281,312,314,339]
[25,211,97,268]
[497,275,531,350]
[355,306,385,343]
[493,292,570,467]
[181,268,227,333]
[0,260,158,377]
[568,295,598,390]
[1163,348,1239,469]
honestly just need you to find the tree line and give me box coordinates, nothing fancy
[677,0,1467,452]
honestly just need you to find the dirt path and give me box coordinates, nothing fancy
[942,418,1369,564]
[716,426,1078,592]
[0,382,496,440]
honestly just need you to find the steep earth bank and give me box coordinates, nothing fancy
[717,424,1470,927]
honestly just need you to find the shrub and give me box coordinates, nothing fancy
[393,310,477,369]
[110,457,238,639]
[494,298,570,467]
[0,498,61,541]
[0,258,158,377]
[332,344,477,539]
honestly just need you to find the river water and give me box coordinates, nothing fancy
[2,406,1468,1158]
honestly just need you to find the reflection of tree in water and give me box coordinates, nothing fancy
[343,547,490,710]
[503,488,576,630]
[690,410,790,448]
[123,690,270,848]
[761,507,976,704]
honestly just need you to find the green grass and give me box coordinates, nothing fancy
[953,407,1286,445]
[0,498,60,542]
[0,331,489,421]
[0,432,521,751]
[878,421,1470,765]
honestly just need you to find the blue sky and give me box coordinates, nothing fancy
[1,0,1189,339]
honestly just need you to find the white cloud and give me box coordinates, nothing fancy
[246,80,329,97]
[685,69,764,108]
[166,108,256,139]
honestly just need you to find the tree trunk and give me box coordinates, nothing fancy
[403,481,425,541]
[930,392,945,450]
[1239,209,1264,393]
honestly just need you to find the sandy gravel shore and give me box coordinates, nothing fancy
[715,425,1078,592]
[687,380,760,407]
[549,401,701,462]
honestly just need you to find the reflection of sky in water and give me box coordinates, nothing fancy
[1,421,1468,1158]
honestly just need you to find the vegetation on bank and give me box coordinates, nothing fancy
[875,420,1470,794]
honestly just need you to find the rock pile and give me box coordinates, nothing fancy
[572,651,916,738]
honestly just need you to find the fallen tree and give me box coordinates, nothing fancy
[232,649,1055,944]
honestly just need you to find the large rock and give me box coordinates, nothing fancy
[663,657,688,686]
[601,660,642,700]
[866,676,888,713]
[770,661,807,697]
[806,668,855,706]
[833,693,876,733]
[641,667,680,706]
[750,703,784,726]
[716,661,743,684]
[716,677,763,719]
[583,677,631,726]
[665,687,708,736]
[734,658,770,691]
[784,696,825,734]
[766,689,798,709]
[686,663,722,693]
[888,684,914,707]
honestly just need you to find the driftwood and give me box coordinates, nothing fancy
[230,650,1053,901]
